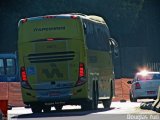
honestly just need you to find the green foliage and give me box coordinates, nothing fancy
[0,0,159,53]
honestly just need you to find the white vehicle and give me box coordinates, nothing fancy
[127,71,160,102]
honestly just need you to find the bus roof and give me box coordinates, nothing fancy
[19,13,106,25]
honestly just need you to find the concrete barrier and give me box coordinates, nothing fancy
[8,82,24,107]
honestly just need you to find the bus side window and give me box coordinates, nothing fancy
[85,21,109,52]
[6,59,16,76]
[0,59,5,75]
[85,21,96,50]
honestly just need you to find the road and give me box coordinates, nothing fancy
[8,100,159,120]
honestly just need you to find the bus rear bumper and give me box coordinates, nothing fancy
[24,98,91,106]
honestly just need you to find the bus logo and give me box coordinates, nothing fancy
[42,63,63,78]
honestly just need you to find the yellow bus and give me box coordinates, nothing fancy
[18,13,118,113]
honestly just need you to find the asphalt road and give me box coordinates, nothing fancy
[8,100,159,120]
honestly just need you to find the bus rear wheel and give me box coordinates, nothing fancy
[43,105,51,113]
[30,103,42,113]
[103,84,113,109]
[81,81,98,110]
[55,105,63,111]
[92,81,98,110]
[102,99,112,109]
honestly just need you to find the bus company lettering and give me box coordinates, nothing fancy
[33,26,65,32]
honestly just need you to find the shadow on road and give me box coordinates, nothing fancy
[12,107,115,119]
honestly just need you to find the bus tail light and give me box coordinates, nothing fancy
[21,18,27,24]
[47,38,54,41]
[20,67,31,89]
[135,82,141,89]
[71,15,78,19]
[43,15,55,19]
[75,63,86,86]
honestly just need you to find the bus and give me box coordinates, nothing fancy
[0,53,18,82]
[18,13,118,113]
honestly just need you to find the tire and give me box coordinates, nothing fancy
[81,101,92,110]
[30,103,42,113]
[8,104,12,110]
[81,81,98,110]
[92,81,98,110]
[102,99,112,109]
[43,105,51,113]
[55,105,63,111]
[102,83,113,109]
[130,92,137,102]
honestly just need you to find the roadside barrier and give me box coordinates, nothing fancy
[113,78,131,102]
[8,82,24,107]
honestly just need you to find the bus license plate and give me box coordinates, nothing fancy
[147,91,155,94]
[49,91,60,96]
